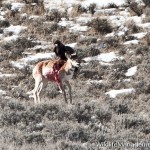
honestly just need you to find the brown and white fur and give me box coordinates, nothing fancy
[31,58,79,104]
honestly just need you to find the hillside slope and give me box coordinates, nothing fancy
[0,0,150,149]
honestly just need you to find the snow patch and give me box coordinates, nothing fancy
[3,35,19,42]
[83,52,118,62]
[125,66,137,77]
[0,72,16,78]
[138,23,150,29]
[11,3,25,11]
[69,24,90,33]
[58,20,74,27]
[105,88,135,98]
[123,40,139,45]
[4,25,27,35]
[131,32,147,39]
[11,53,55,69]
[66,43,77,48]
[0,90,6,95]
[87,79,103,85]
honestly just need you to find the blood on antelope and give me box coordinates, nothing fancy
[31,58,79,104]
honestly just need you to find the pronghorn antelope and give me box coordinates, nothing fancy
[32,58,79,104]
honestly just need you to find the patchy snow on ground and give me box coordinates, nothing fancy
[0,15,5,20]
[83,52,118,62]
[4,25,27,35]
[127,16,143,24]
[0,89,6,95]
[81,0,126,7]
[119,10,130,17]
[76,14,92,24]
[125,66,137,77]
[117,31,126,36]
[105,88,135,98]
[32,45,50,51]
[123,39,139,45]
[109,15,130,27]
[21,52,55,63]
[44,0,126,10]
[69,24,90,33]
[86,79,103,85]
[0,72,16,78]
[29,15,40,20]
[66,42,77,48]
[131,32,147,39]
[11,52,55,69]
[95,8,117,16]
[139,22,150,29]
[105,32,115,38]
[11,3,25,11]
[58,20,74,27]
[3,35,19,42]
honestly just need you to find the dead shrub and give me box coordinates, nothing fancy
[79,69,101,80]
[68,127,89,142]
[143,7,150,16]
[78,37,97,45]
[23,0,44,5]
[145,34,150,46]
[125,20,141,33]
[129,1,143,16]
[107,3,118,8]
[0,0,2,7]
[0,20,10,27]
[87,18,112,34]
[142,0,150,7]
[88,3,96,15]
[44,84,60,99]
[25,133,45,144]
[95,107,112,123]
[8,102,25,111]
[70,4,87,17]
[143,16,150,23]
[135,45,149,55]
[45,121,71,142]
[103,37,119,48]
[72,103,93,124]
[13,37,36,49]
[83,45,100,57]
[112,100,129,114]
[118,46,128,55]
[47,9,64,22]
[43,22,59,36]
[123,35,135,41]
[113,60,129,73]
[141,122,150,134]
[22,2,44,16]
[1,112,21,126]
[58,141,85,150]
[124,116,147,129]
[61,33,78,43]
[2,3,11,10]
